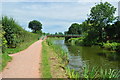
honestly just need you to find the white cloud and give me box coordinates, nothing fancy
[2,2,118,33]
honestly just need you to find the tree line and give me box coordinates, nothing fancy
[65,2,120,52]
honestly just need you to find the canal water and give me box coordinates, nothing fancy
[54,39,120,72]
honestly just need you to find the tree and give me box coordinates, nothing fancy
[65,23,82,41]
[89,2,116,43]
[112,21,120,41]
[28,20,42,33]
[67,23,82,34]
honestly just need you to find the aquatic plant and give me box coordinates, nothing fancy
[99,68,120,78]
[65,67,80,79]
[81,64,120,79]
[46,38,68,62]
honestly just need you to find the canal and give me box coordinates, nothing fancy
[54,39,120,72]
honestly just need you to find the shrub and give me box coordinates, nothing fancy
[103,41,120,51]
[2,16,24,47]
[0,24,7,53]
[2,16,40,48]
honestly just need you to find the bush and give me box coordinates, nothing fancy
[103,41,120,51]
[2,16,40,48]
[0,24,7,53]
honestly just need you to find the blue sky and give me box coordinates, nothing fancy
[1,0,119,33]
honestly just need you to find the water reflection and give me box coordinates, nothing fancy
[54,39,120,71]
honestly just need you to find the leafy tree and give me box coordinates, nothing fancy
[89,2,116,43]
[106,21,120,41]
[65,23,82,41]
[67,23,82,34]
[28,20,42,33]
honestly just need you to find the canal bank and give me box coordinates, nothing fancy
[42,38,120,78]
[42,39,67,78]
[51,38,120,78]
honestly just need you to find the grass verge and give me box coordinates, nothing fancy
[0,53,12,71]
[42,41,52,78]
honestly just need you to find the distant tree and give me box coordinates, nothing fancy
[28,20,42,33]
[58,32,63,35]
[64,31,68,35]
[65,23,82,41]
[67,23,82,34]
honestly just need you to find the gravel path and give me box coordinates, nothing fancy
[1,40,43,78]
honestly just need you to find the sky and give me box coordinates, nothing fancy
[1,0,119,33]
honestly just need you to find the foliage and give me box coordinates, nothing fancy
[99,68,120,78]
[81,64,120,78]
[4,36,39,54]
[2,16,22,47]
[105,21,120,42]
[0,24,7,53]
[65,23,82,41]
[68,38,79,45]
[87,2,116,44]
[65,67,80,78]
[103,42,120,51]
[2,16,40,48]
[67,64,120,79]
[67,23,82,34]
[54,32,64,35]
[28,20,42,33]
[0,23,12,72]
[66,2,119,48]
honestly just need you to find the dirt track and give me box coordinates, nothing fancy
[1,40,43,78]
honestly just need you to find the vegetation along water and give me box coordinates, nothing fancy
[53,39,120,78]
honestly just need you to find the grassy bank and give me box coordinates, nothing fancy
[46,38,68,63]
[42,38,67,78]
[46,38,69,77]
[42,41,52,78]
[0,53,12,71]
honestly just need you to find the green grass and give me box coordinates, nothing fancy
[0,53,12,71]
[42,41,52,78]
[46,38,68,62]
